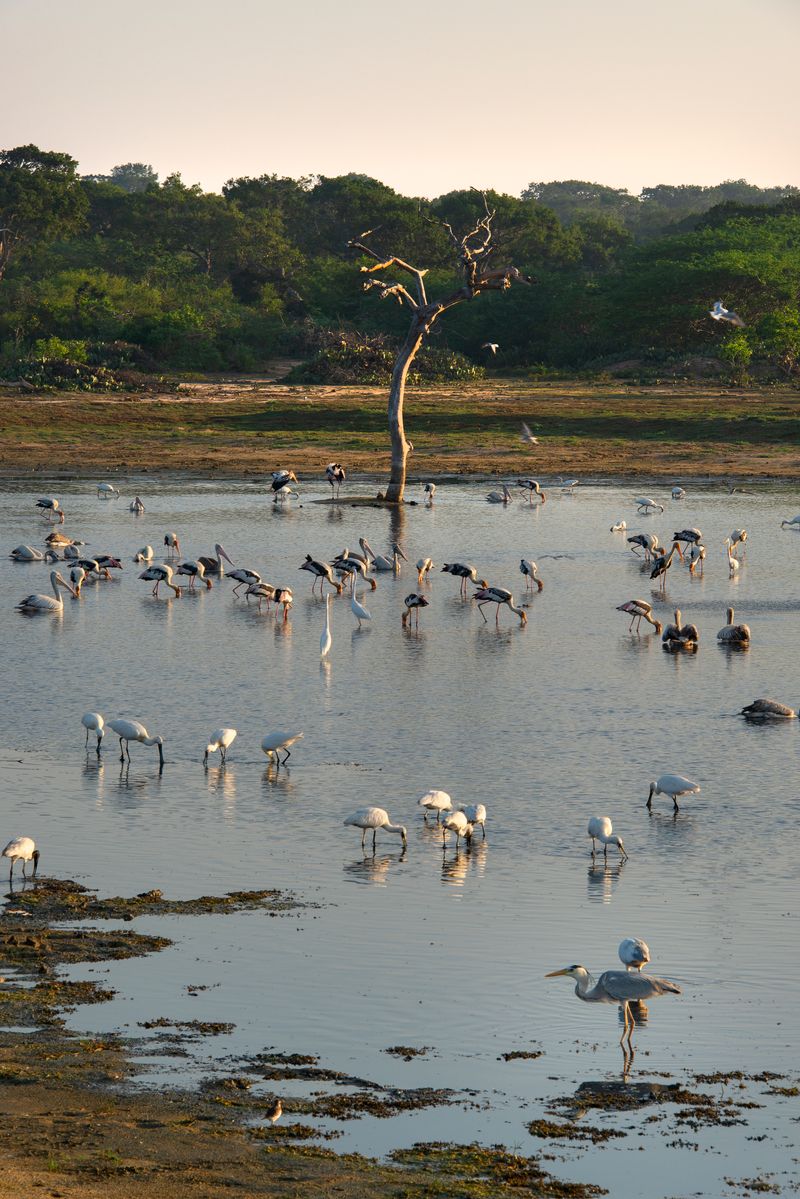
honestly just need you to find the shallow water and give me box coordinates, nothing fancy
[1,477,799,1196]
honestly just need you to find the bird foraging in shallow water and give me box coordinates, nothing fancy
[81,712,105,753]
[265,1098,282,1124]
[441,563,488,596]
[320,593,332,658]
[343,807,407,851]
[647,774,700,811]
[457,803,487,838]
[261,730,303,766]
[415,558,434,585]
[423,482,436,505]
[441,810,473,846]
[325,462,346,498]
[619,938,650,971]
[418,790,452,822]
[108,719,165,767]
[402,593,428,627]
[139,564,182,598]
[16,571,78,611]
[519,559,543,591]
[2,836,39,883]
[740,698,797,719]
[351,588,372,628]
[203,728,237,765]
[635,497,664,514]
[545,965,681,1047]
[473,586,527,625]
[616,599,662,634]
[587,816,627,861]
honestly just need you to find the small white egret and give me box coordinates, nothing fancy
[204,728,237,765]
[635,497,664,514]
[709,299,745,327]
[261,730,303,766]
[351,588,372,628]
[343,807,407,851]
[647,773,700,812]
[320,593,332,658]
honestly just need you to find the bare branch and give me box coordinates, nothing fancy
[362,277,418,309]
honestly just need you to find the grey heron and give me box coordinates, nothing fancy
[545,964,681,1046]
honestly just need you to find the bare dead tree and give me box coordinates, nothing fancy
[349,202,531,502]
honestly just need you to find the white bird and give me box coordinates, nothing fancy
[647,773,700,812]
[724,538,740,576]
[587,816,627,861]
[423,482,436,504]
[163,532,181,558]
[616,599,662,634]
[45,531,80,548]
[351,588,372,628]
[108,718,165,767]
[627,532,660,562]
[710,299,745,327]
[740,698,797,719]
[36,496,64,523]
[780,515,800,528]
[97,482,119,499]
[129,496,145,512]
[482,342,499,354]
[418,789,452,822]
[716,606,750,646]
[671,486,686,500]
[610,521,627,533]
[320,593,332,658]
[203,728,237,765]
[545,965,681,1047]
[197,544,234,577]
[619,938,650,971]
[17,570,77,611]
[558,477,579,493]
[81,712,105,753]
[441,810,473,846]
[517,478,546,503]
[486,484,512,504]
[10,545,54,562]
[176,560,213,590]
[473,586,527,626]
[133,546,154,564]
[372,543,407,572]
[2,836,40,883]
[457,803,487,838]
[520,421,539,446]
[325,463,346,498]
[686,543,706,576]
[729,528,747,556]
[139,563,182,598]
[415,557,434,585]
[519,559,543,592]
[69,566,86,596]
[261,730,304,766]
[402,593,429,627]
[635,496,664,514]
[343,806,407,851]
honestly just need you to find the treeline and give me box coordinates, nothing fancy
[1,145,799,387]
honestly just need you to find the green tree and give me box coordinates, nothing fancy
[0,144,87,281]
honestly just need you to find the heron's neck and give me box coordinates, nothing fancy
[574,970,596,1000]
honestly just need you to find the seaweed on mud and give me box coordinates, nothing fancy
[527,1119,626,1144]
[5,877,303,920]
[390,1142,607,1197]
[384,1044,433,1060]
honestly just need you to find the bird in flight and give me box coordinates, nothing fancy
[709,300,745,328]
[520,421,539,446]
[481,342,500,354]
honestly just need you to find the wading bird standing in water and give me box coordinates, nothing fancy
[473,586,527,625]
[108,719,165,767]
[325,463,346,498]
[2,836,40,883]
[81,712,105,753]
[402,593,429,627]
[203,728,237,766]
[343,807,407,851]
[647,773,700,812]
[320,593,332,658]
[36,497,64,523]
[545,964,681,1047]
[616,599,662,634]
[587,816,628,861]
[139,564,182,598]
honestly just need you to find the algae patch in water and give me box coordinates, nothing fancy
[390,1142,606,1197]
[7,876,303,920]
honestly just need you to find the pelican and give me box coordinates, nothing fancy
[325,463,346,498]
[163,533,181,558]
[133,546,154,564]
[320,593,332,658]
[17,570,77,611]
[473,586,527,626]
[299,555,342,594]
[780,515,800,528]
[351,588,371,628]
[687,543,706,576]
[441,810,473,846]
[97,482,119,499]
[619,938,650,971]
[108,718,165,766]
[228,568,261,595]
[261,730,303,765]
[519,559,543,592]
[197,544,234,577]
[203,728,237,765]
[81,712,105,753]
[2,836,40,883]
[441,563,488,597]
[673,528,702,555]
[402,593,429,627]
[69,566,86,595]
[129,496,145,513]
[710,298,745,327]
[717,607,750,645]
[138,564,182,597]
[458,803,487,838]
[63,544,79,560]
[486,484,512,504]
[661,608,699,651]
[647,773,700,811]
[627,532,660,563]
[344,807,407,851]
[729,529,747,556]
[671,486,685,500]
[520,421,539,446]
[610,521,627,533]
[740,698,797,719]
[635,497,664,514]
[36,497,64,523]
[517,478,546,503]
[545,965,680,1047]
[724,538,740,576]
[415,557,434,584]
[418,789,452,822]
[616,599,662,634]
[423,482,436,505]
[10,545,47,561]
[372,543,407,572]
[650,543,679,590]
[176,560,212,590]
[587,816,627,861]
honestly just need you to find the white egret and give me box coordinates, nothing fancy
[325,463,346,498]
[81,712,105,753]
[2,836,40,883]
[415,557,434,585]
[458,803,487,838]
[619,938,650,971]
[724,538,740,576]
[418,790,452,822]
[616,599,662,634]
[473,586,527,626]
[647,774,700,811]
[558,478,579,493]
[320,593,332,658]
[441,563,489,597]
[108,718,165,767]
[740,698,797,719]
[343,807,407,851]
[717,607,750,646]
[519,559,543,591]
[402,593,429,627]
[635,497,664,514]
[441,810,473,846]
[261,731,303,766]
[351,588,372,628]
[139,564,182,598]
[545,965,681,1046]
[17,571,77,611]
[709,299,745,327]
[203,728,237,765]
[520,421,539,446]
[97,483,119,498]
[587,816,627,861]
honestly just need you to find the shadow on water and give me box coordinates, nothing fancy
[343,850,406,886]
[586,861,626,904]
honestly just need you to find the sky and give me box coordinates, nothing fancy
[3,0,799,198]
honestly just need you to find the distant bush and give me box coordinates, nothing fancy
[0,349,175,392]
[288,331,484,384]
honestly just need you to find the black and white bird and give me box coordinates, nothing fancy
[36,496,64,523]
[402,593,429,627]
[650,544,679,590]
[519,559,543,592]
[710,299,745,328]
[299,555,343,594]
[616,599,662,634]
[423,482,436,505]
[441,563,488,596]
[673,528,702,555]
[163,532,181,557]
[517,478,546,503]
[228,567,262,595]
[627,532,660,563]
[473,586,527,626]
[325,463,346,498]
[139,563,182,598]
[176,560,213,590]
[661,608,699,651]
[271,470,299,502]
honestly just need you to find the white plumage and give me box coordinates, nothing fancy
[17,570,77,611]
[343,807,407,850]
[457,803,487,838]
[204,728,237,765]
[418,789,452,821]
[81,712,105,752]
[108,719,165,767]
[619,937,650,971]
[2,836,39,882]
[647,773,700,811]
[587,816,627,861]
[261,731,303,765]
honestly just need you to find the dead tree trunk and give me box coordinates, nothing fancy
[350,203,530,502]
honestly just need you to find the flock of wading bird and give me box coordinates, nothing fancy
[6,458,800,1054]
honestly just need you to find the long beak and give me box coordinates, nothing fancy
[395,545,408,561]
[157,743,165,767]
[545,968,571,978]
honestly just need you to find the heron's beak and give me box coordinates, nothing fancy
[545,968,571,978]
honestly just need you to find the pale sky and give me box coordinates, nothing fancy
[4,0,798,198]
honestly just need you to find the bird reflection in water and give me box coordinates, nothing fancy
[586,860,625,903]
[115,761,163,800]
[261,766,296,799]
[206,764,237,818]
[343,850,406,886]
[83,751,105,810]
[441,839,487,886]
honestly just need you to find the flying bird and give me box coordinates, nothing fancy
[482,342,499,354]
[709,299,745,328]
[519,422,539,446]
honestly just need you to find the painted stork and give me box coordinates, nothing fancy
[133,546,154,564]
[36,497,64,523]
[299,555,342,594]
[616,599,662,634]
[627,532,660,563]
[517,478,546,503]
[415,558,434,585]
[163,532,181,558]
[519,559,543,591]
[687,543,706,575]
[441,563,488,597]
[228,567,262,596]
[271,470,299,502]
[176,560,212,590]
[325,463,346,498]
[672,528,702,556]
[728,529,747,556]
[650,544,679,591]
[401,593,429,627]
[473,586,527,626]
[138,564,182,598]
